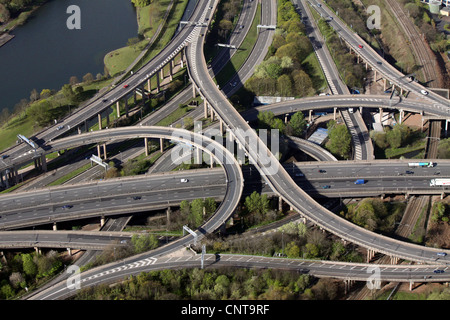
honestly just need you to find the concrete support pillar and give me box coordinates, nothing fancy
[102,143,107,160]
[374,69,377,82]
[169,60,173,81]
[160,138,164,153]
[41,154,47,172]
[210,108,214,121]
[156,75,160,93]
[106,112,110,128]
[144,137,149,156]
[383,78,387,91]
[67,248,72,256]
[399,109,404,124]
[97,144,101,158]
[367,249,376,262]
[309,110,312,122]
[192,84,196,98]
[180,50,184,68]
[391,256,399,264]
[278,196,283,212]
[204,100,208,118]
[134,91,137,104]
[78,126,81,135]
[166,207,171,227]
[34,247,41,255]
[284,114,288,124]
[147,78,151,92]
[219,119,224,135]
[98,113,102,130]
[100,216,105,227]
[116,101,120,118]
[53,222,57,231]
[125,98,129,118]
[160,68,164,80]
[409,281,415,291]
[333,107,337,120]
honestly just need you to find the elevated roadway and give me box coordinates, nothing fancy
[186,0,450,265]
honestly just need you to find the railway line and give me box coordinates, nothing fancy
[383,0,442,88]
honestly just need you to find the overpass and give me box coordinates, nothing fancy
[185,0,450,266]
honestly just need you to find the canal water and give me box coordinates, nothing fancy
[0,0,138,113]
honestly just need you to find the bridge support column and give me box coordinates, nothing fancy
[34,247,41,255]
[194,146,202,165]
[100,216,105,227]
[278,196,283,212]
[160,138,164,153]
[53,222,57,231]
[219,119,224,135]
[333,107,337,120]
[390,256,399,264]
[367,249,376,262]
[144,137,149,156]
[374,69,377,82]
[383,79,387,91]
[441,193,445,200]
[169,60,174,82]
[147,78,151,92]
[125,98,129,118]
[160,68,164,81]
[78,126,81,135]
[204,100,208,118]
[40,154,47,172]
[344,279,355,295]
[192,84,196,98]
[156,75,160,93]
[116,101,120,118]
[284,114,288,124]
[409,281,415,291]
[97,145,101,158]
[210,108,215,121]
[98,113,102,130]
[103,143,107,160]
[166,207,171,227]
[399,109,404,124]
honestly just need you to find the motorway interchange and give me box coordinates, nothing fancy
[0,0,450,299]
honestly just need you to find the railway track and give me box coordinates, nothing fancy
[424,120,441,159]
[384,0,441,88]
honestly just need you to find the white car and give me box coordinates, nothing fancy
[420,90,428,95]
[180,178,188,183]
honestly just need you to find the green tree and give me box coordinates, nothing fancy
[21,253,37,277]
[289,111,306,137]
[188,199,204,228]
[131,234,158,253]
[245,191,270,215]
[327,124,352,159]
[28,99,52,127]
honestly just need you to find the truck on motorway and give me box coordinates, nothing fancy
[430,179,450,187]
[408,162,434,168]
[354,179,365,184]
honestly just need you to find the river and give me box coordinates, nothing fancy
[0,0,138,113]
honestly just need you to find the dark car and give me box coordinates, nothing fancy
[133,196,142,200]
[433,269,445,274]
[405,170,414,174]
[318,169,326,173]
[62,205,73,210]
[322,185,331,189]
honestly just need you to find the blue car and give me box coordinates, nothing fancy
[322,185,331,189]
